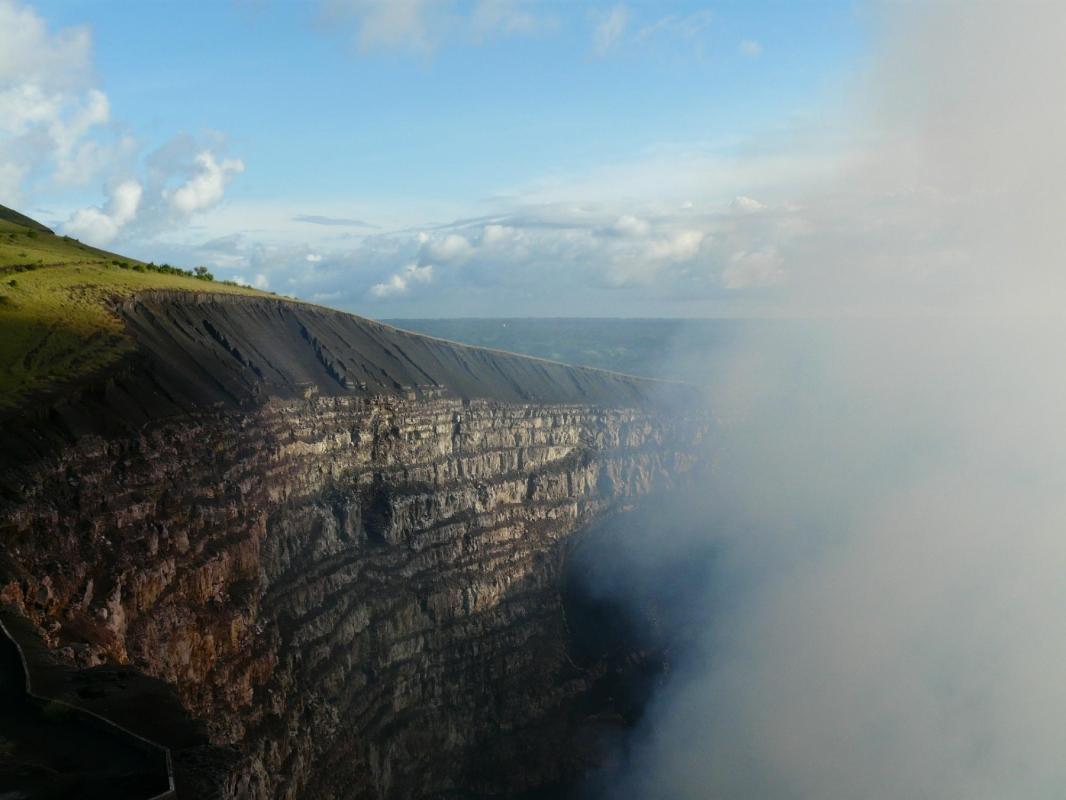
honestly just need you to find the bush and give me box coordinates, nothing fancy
[194,266,214,281]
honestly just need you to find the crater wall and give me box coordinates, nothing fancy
[0,293,707,798]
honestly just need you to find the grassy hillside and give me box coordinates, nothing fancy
[0,212,268,411]
[0,203,54,234]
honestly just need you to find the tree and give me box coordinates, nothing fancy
[194,266,215,281]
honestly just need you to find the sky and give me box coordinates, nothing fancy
[1,0,870,316]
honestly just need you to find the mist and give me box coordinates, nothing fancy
[574,3,1066,798]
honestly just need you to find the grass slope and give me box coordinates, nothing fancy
[0,204,53,234]
[0,213,268,411]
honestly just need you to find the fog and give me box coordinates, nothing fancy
[577,3,1066,798]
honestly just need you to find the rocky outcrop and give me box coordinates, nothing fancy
[0,293,706,798]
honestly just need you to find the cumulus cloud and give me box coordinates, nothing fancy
[57,138,245,248]
[0,0,119,200]
[62,179,142,244]
[166,151,245,215]
[0,0,91,87]
[0,2,245,249]
[221,185,809,316]
[370,263,434,298]
[424,232,474,264]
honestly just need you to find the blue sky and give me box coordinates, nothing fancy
[3,0,870,316]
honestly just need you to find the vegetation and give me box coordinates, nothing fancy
[0,211,269,411]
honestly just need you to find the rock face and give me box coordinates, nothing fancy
[0,293,705,798]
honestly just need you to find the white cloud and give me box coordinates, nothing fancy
[166,151,245,215]
[370,263,434,297]
[306,253,323,262]
[62,179,142,245]
[0,1,116,199]
[731,194,766,213]
[425,232,474,263]
[0,1,244,248]
[739,39,763,58]
[611,214,651,237]
[0,0,92,88]
[647,228,704,262]
[593,4,628,57]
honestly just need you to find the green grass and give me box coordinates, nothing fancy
[0,217,270,411]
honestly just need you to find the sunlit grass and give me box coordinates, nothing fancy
[0,220,268,410]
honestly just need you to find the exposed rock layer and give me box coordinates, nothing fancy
[0,293,706,798]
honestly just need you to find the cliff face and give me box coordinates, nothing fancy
[0,293,705,798]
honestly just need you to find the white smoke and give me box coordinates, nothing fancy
[589,3,1066,799]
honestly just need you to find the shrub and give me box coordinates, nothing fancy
[194,266,215,281]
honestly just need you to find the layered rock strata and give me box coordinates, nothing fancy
[0,293,705,798]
